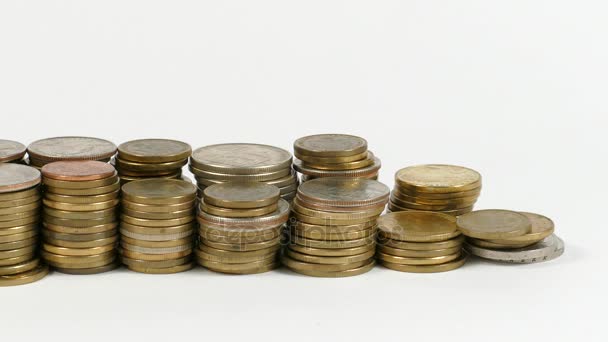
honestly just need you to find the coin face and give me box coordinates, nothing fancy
[122,179,197,204]
[118,139,192,163]
[395,164,481,193]
[457,209,531,239]
[190,144,292,174]
[297,178,390,206]
[0,140,27,162]
[0,164,41,193]
[27,136,117,162]
[377,211,459,242]
[294,134,368,157]
[203,182,280,209]
[41,161,116,181]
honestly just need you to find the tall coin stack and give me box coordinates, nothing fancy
[27,136,117,168]
[40,161,120,274]
[115,139,191,184]
[120,179,197,274]
[389,164,482,216]
[0,140,28,164]
[376,211,466,273]
[196,182,289,274]
[189,143,298,202]
[283,178,390,277]
[0,164,48,286]
[292,134,381,182]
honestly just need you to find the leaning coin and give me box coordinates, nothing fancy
[0,264,49,287]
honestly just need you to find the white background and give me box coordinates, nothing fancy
[1,1,606,341]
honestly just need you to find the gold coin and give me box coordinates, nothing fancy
[389,195,476,211]
[54,262,119,274]
[198,199,290,229]
[457,210,531,239]
[117,167,181,177]
[121,199,195,213]
[44,190,119,204]
[0,164,41,193]
[287,248,375,265]
[43,229,117,241]
[467,238,535,249]
[281,254,371,272]
[127,262,193,274]
[190,143,292,174]
[382,235,465,251]
[121,236,192,248]
[118,139,192,163]
[0,223,37,236]
[43,222,117,235]
[0,252,35,266]
[0,245,36,259]
[287,244,374,257]
[300,152,375,171]
[395,165,481,193]
[0,258,39,276]
[391,190,479,206]
[487,212,554,244]
[0,237,37,251]
[115,157,187,172]
[42,243,115,256]
[0,209,39,222]
[0,215,39,228]
[120,248,192,261]
[377,251,461,265]
[42,250,115,264]
[380,253,467,273]
[198,258,278,274]
[121,207,194,220]
[0,230,37,243]
[293,158,382,180]
[0,264,48,287]
[122,179,197,205]
[394,186,481,200]
[195,248,277,264]
[290,226,375,241]
[44,235,118,248]
[201,230,280,244]
[48,257,117,269]
[292,198,384,220]
[296,150,369,164]
[292,211,377,226]
[43,198,119,212]
[0,187,39,201]
[377,211,461,242]
[200,201,277,218]
[45,180,120,196]
[198,244,280,258]
[202,236,281,252]
[296,177,390,207]
[290,220,376,234]
[294,134,367,158]
[121,214,194,227]
[119,221,195,235]
[387,201,474,216]
[43,174,118,189]
[191,167,291,182]
[0,194,41,208]
[203,182,280,209]
[43,207,117,220]
[121,255,191,268]
[285,259,375,277]
[199,223,282,237]
[379,245,462,258]
[120,241,192,255]
[291,235,374,249]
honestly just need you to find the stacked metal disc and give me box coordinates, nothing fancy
[196,182,288,274]
[459,210,564,264]
[0,164,48,286]
[114,139,191,184]
[26,136,117,168]
[120,179,197,274]
[292,134,381,182]
[0,140,28,164]
[376,211,467,273]
[389,164,482,216]
[189,143,298,202]
[40,161,120,274]
[282,178,390,277]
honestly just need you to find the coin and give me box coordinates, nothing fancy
[119,222,195,236]
[0,223,38,236]
[296,150,369,164]
[54,262,119,274]
[287,244,374,257]
[118,139,192,163]
[200,201,277,218]
[291,235,374,249]
[0,140,27,163]
[381,235,465,251]
[286,248,375,265]
[292,199,384,220]
[377,251,461,265]
[377,211,461,242]
[0,209,39,222]
[42,174,118,189]
[196,249,277,264]
[121,236,192,248]
[388,202,474,217]
[394,186,481,200]
[203,182,280,209]
[294,134,368,157]
[293,158,381,179]
[296,178,390,206]
[202,236,281,252]
[198,199,290,228]
[467,238,534,249]
[284,258,375,277]
[121,256,191,268]
[44,235,118,248]
[395,165,482,193]
[380,253,467,273]
[0,230,37,243]
[45,180,120,196]
[198,258,278,274]
[0,194,41,208]
[198,244,280,258]
[41,250,116,264]
[27,137,117,163]
[43,230,117,242]
[43,198,119,212]
[0,237,37,250]
[115,158,187,172]
[292,211,375,226]
[281,254,370,272]
[121,200,195,213]
[120,229,193,242]
[121,241,192,254]
[0,202,40,215]
[121,179,197,205]
[120,249,191,261]
[290,220,376,234]
[0,245,36,259]
[44,207,117,220]
[389,195,476,211]
[202,230,280,244]
[0,187,40,201]
[192,167,291,182]
[379,245,462,258]
[48,257,117,269]
[0,164,41,193]
[41,161,116,181]
[0,215,39,228]
[121,215,194,227]
[488,212,555,244]
[0,258,39,276]
[199,222,282,237]
[0,264,48,286]
[392,190,479,206]
[43,222,117,235]
[457,210,531,239]
[127,262,193,274]
[42,243,115,256]
[465,234,564,263]
[191,143,292,174]
[291,226,375,241]
[300,152,375,171]
[0,253,35,266]
[122,207,193,220]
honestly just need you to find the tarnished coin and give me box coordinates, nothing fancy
[42,229,117,242]
[122,179,197,205]
[281,255,370,272]
[379,245,462,258]
[54,262,119,275]
[296,150,369,164]
[395,165,482,193]
[465,234,564,263]
[293,158,381,178]
[457,210,531,239]
[380,253,467,273]
[44,235,117,249]
[300,152,375,171]
[297,177,390,207]
[200,259,279,274]
[127,262,193,274]
[115,158,187,172]
[0,237,37,250]
[284,258,375,277]
[118,139,192,163]
[382,235,465,251]
[394,186,481,200]
[198,199,290,228]
[45,180,120,196]
[27,137,117,163]
[41,161,115,181]
[377,211,460,242]
[203,182,280,209]
[0,264,48,287]
[191,144,292,175]
[488,212,555,244]
[291,226,375,241]
[0,202,40,216]
[390,195,476,211]
[200,201,277,218]
[294,134,368,157]
[0,140,27,163]
[0,164,41,193]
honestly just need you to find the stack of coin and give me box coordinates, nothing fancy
[282,178,389,277]
[376,211,466,273]
[114,139,191,184]
[40,161,120,274]
[459,209,564,263]
[196,182,288,274]
[27,136,117,168]
[292,134,381,182]
[389,164,482,216]
[0,140,27,164]
[0,164,48,286]
[120,179,197,274]
[189,143,298,202]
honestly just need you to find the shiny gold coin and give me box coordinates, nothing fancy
[201,230,280,244]
[42,250,115,264]
[202,236,281,252]
[45,180,120,196]
[377,211,461,242]
[0,187,39,201]
[394,186,481,200]
[291,226,375,241]
[191,167,291,182]
[382,235,465,251]
[42,243,115,256]
[291,235,374,249]
[43,198,119,212]
[294,134,368,158]
[296,150,369,164]
[121,207,193,220]
[457,209,531,239]
[118,139,192,163]
[0,164,42,193]
[285,258,375,277]
[203,182,280,209]
[43,174,118,189]
[0,258,39,276]
[0,264,48,287]
[121,199,195,213]
[288,243,374,257]
[127,262,193,274]
[487,212,554,244]
[0,215,39,228]
[467,238,535,249]
[47,257,117,269]
[44,207,117,220]
[300,152,375,171]
[380,253,467,273]
[0,252,35,266]
[0,230,37,243]
[395,165,482,193]
[43,222,117,235]
[377,251,461,265]
[196,248,277,264]
[0,237,37,251]
[122,179,197,205]
[54,262,119,274]
[0,194,41,208]
[290,220,376,234]
[389,195,476,211]
[281,255,371,272]
[120,248,191,261]
[0,245,36,259]
[200,201,277,218]
[121,236,192,248]
[198,244,280,258]
[198,258,278,274]
[287,248,375,265]
[379,245,461,258]
[0,209,39,222]
[119,221,195,235]
[44,190,119,204]
[44,235,118,248]
[121,214,194,227]
[121,255,191,268]
[297,177,390,207]
[0,223,37,236]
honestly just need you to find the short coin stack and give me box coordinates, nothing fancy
[283,178,390,277]
[377,211,466,273]
[293,134,381,182]
[389,164,482,216]
[0,164,48,286]
[115,139,191,184]
[27,136,117,168]
[40,161,120,274]
[190,143,298,202]
[0,140,28,164]
[196,182,288,274]
[120,179,197,274]
[459,210,564,264]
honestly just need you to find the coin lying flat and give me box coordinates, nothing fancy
[118,139,192,163]
[300,151,375,171]
[380,253,467,273]
[54,262,119,275]
[382,235,465,251]
[27,137,117,163]
[281,255,371,272]
[191,144,292,175]
[294,134,368,157]
[0,164,41,193]
[0,140,27,163]
[41,161,116,181]
[292,158,381,179]
[377,211,460,242]
[0,264,49,286]
[395,164,482,193]
[465,234,564,263]
[122,179,197,205]
[457,210,531,239]
[203,182,280,209]
[297,150,369,164]
[297,177,390,206]
[285,259,375,278]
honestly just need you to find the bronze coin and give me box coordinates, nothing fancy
[41,161,116,181]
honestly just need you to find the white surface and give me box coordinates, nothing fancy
[1,1,606,341]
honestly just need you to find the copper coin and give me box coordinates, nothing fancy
[0,164,41,193]
[41,161,116,181]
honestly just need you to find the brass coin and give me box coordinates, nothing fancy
[121,255,191,268]
[118,139,192,163]
[43,222,117,235]
[191,167,291,182]
[203,182,280,209]
[288,244,374,257]
[0,223,37,236]
[377,211,461,242]
[292,212,377,226]
[394,186,481,200]
[0,187,39,201]
[290,220,376,234]
[296,150,369,164]
[43,198,119,212]
[43,228,117,241]
[293,158,381,178]
[294,134,367,157]
[0,140,27,162]
[293,195,386,213]
[0,264,48,287]
[190,143,292,175]
[0,258,39,276]
[120,228,194,242]
[0,164,41,193]
[54,262,119,274]
[121,200,195,213]
[291,226,375,241]
[281,255,371,272]
[45,180,120,196]
[382,235,465,251]
[0,245,36,259]
[41,161,116,181]
[198,258,278,274]
[395,165,481,194]
[198,199,290,229]
[0,215,39,228]
[117,167,181,177]
[291,235,375,249]
[389,195,476,211]
[121,241,192,255]
[380,253,467,273]
[467,238,535,249]
[27,136,117,163]
[488,212,554,244]
[42,243,115,256]
[200,201,277,218]
[387,202,474,217]
[119,221,195,235]
[198,223,282,237]
[0,209,39,222]
[457,210,531,239]
[296,177,389,207]
[115,158,187,172]
[44,235,118,248]
[292,199,384,220]
[0,194,41,208]
[44,207,116,220]
[120,248,192,261]
[122,207,194,220]
[287,248,375,265]
[42,250,116,264]
[198,244,280,258]
[377,251,461,265]
[0,201,40,216]
[121,179,197,205]
[119,173,181,183]
[47,257,117,270]
[0,237,37,251]
[391,190,479,206]
[0,230,37,243]
[195,248,277,264]
[127,262,193,274]
[121,214,194,227]
[202,236,281,252]
[0,252,35,266]
[264,173,299,188]
[379,245,462,258]
[300,152,375,171]
[43,174,118,189]
[285,259,375,277]
[121,236,192,248]
[201,230,280,244]
[44,190,119,204]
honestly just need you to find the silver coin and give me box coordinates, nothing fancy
[0,140,27,162]
[27,136,117,162]
[465,234,564,264]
